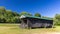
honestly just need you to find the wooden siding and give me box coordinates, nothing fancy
[20,17,53,28]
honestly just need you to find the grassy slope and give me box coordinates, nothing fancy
[0,24,60,34]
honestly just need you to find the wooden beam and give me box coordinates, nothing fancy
[27,19,31,29]
[20,19,26,28]
[27,19,28,29]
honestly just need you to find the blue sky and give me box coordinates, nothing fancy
[0,0,60,17]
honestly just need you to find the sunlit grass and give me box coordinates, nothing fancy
[0,24,60,34]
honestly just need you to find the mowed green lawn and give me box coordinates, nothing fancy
[0,24,60,34]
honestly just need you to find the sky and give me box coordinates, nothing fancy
[0,0,60,17]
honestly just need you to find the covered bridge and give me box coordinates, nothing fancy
[20,15,53,28]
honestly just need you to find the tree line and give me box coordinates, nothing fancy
[0,7,41,23]
[0,6,60,25]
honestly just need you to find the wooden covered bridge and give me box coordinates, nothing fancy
[20,15,53,28]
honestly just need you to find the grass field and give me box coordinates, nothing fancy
[0,24,60,34]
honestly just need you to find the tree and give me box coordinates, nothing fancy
[20,11,32,16]
[0,6,20,23]
[5,10,20,23]
[54,14,60,25]
[0,6,5,11]
[0,6,6,23]
[34,13,41,17]
[12,12,19,16]
[55,14,60,20]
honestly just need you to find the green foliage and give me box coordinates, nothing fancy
[0,6,20,23]
[0,7,32,23]
[54,14,60,25]
[34,13,41,17]
[20,11,32,16]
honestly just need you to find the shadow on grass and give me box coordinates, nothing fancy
[30,26,56,29]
